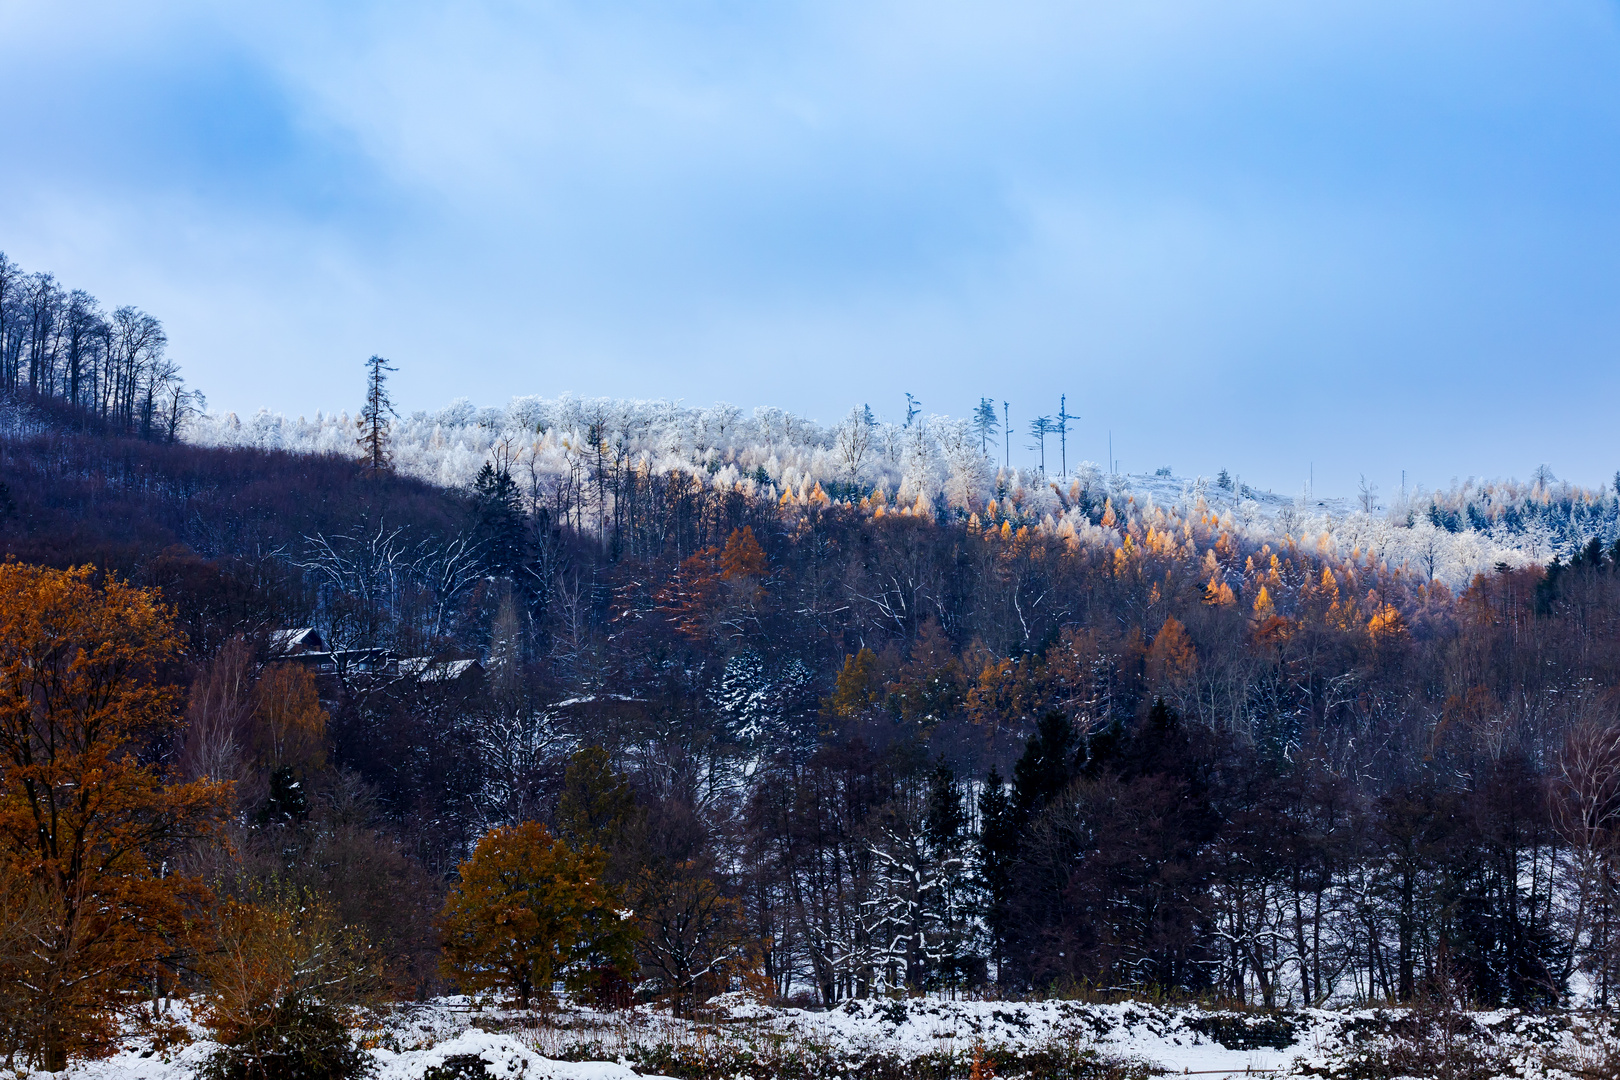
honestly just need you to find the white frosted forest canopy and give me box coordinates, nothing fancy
[186,396,1619,591]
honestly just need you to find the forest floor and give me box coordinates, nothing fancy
[37,994,1620,1079]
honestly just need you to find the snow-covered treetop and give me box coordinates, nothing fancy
[185,396,1618,591]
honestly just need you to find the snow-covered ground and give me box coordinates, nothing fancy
[47,995,1620,1079]
[53,1024,676,1080]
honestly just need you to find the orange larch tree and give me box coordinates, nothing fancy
[656,526,774,644]
[718,526,768,581]
[0,563,229,1070]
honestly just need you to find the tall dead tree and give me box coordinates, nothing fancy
[358,354,397,473]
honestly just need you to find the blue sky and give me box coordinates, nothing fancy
[2,1,1618,496]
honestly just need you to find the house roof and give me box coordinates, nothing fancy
[269,628,325,654]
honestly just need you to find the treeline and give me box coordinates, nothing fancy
[186,391,1620,588]
[4,393,1620,1070]
[0,251,199,438]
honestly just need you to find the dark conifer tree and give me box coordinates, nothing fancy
[358,354,397,472]
[978,767,1019,980]
[472,461,528,580]
[1012,710,1078,820]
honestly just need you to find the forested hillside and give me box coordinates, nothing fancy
[189,395,1620,589]
[7,248,1620,1057]
[5,382,1620,1021]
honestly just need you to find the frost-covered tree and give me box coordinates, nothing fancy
[713,649,774,745]
[834,405,874,479]
[938,417,989,512]
[185,392,1616,588]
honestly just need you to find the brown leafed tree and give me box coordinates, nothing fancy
[0,563,229,1070]
[249,663,329,775]
[439,822,636,1010]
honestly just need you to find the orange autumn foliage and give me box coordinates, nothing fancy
[658,546,724,641]
[657,527,772,643]
[196,890,381,1051]
[0,563,229,1069]
[719,526,768,580]
[439,822,636,1009]
[1147,616,1197,687]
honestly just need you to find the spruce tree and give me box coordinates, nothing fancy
[978,767,1019,983]
[472,461,528,580]
[922,760,974,990]
[1012,710,1077,820]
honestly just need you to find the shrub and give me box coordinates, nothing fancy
[196,891,381,1080]
[422,1056,492,1080]
[199,995,372,1080]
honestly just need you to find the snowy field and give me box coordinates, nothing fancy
[45,995,1620,1079]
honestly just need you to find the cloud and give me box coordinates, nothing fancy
[2,0,1619,494]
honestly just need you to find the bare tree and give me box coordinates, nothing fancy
[1555,721,1620,1004]
[161,379,205,443]
[0,254,193,435]
[62,290,103,408]
[107,306,167,427]
[0,253,23,392]
[21,272,62,394]
[1055,394,1076,477]
[1358,475,1380,513]
[972,397,999,459]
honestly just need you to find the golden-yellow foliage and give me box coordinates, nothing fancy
[1204,574,1236,606]
[829,648,881,720]
[196,890,380,1051]
[1368,603,1406,639]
